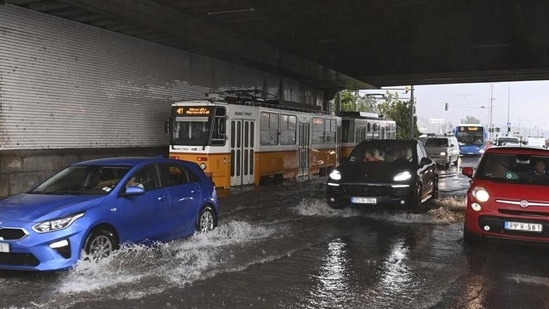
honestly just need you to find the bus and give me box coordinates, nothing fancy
[166,91,340,188]
[454,124,489,156]
[339,111,397,158]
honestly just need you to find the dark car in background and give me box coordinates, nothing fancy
[462,146,549,244]
[0,156,220,271]
[326,139,438,213]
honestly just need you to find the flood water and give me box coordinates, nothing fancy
[3,157,549,308]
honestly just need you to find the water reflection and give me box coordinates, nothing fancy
[375,239,414,301]
[462,241,549,308]
[308,238,354,308]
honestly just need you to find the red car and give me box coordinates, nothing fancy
[462,146,549,243]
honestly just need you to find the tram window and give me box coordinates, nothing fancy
[260,112,279,145]
[324,119,337,144]
[280,114,296,145]
[211,116,226,146]
[341,119,355,143]
[312,117,324,144]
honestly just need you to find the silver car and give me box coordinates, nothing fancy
[424,136,460,168]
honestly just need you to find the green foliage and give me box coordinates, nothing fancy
[377,91,419,139]
[335,89,419,139]
[340,90,357,112]
[339,90,377,112]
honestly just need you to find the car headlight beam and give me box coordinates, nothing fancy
[472,186,490,203]
[393,171,412,182]
[329,169,341,181]
[32,213,85,233]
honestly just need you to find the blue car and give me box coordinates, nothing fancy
[0,156,220,271]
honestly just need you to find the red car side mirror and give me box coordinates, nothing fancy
[462,166,474,178]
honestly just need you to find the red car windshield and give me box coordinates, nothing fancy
[477,153,549,185]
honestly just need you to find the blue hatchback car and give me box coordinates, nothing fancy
[0,156,220,271]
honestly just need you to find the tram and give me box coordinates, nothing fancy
[166,91,340,188]
[166,91,396,188]
[339,111,397,158]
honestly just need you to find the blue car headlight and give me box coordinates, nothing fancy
[32,213,85,233]
[393,171,412,182]
[328,169,341,181]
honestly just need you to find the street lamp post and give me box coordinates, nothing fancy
[489,84,495,140]
[481,104,492,138]
[409,85,415,139]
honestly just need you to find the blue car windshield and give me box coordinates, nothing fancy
[31,165,131,195]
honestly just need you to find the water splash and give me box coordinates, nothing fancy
[292,196,466,224]
[44,219,277,307]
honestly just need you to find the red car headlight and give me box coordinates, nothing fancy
[472,186,489,203]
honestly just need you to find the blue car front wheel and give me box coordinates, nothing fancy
[197,206,216,233]
[83,228,119,262]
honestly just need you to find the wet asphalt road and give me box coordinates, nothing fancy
[3,157,549,309]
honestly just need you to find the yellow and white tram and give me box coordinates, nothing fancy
[167,93,340,188]
[339,111,397,158]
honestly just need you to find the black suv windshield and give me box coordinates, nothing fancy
[349,141,416,163]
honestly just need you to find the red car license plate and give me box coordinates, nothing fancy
[504,221,543,232]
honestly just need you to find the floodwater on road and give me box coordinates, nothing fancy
[3,156,549,309]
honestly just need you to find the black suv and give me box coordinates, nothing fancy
[326,139,438,213]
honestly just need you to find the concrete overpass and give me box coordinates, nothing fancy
[5,0,549,90]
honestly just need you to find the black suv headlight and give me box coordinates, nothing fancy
[328,169,341,181]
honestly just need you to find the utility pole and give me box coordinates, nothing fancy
[507,82,511,134]
[409,85,415,139]
[489,84,495,140]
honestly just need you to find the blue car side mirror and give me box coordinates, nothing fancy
[124,186,146,196]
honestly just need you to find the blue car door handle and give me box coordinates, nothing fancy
[157,195,168,201]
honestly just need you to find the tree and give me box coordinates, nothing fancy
[462,115,481,124]
[338,90,378,112]
[334,89,419,139]
[375,91,419,139]
[339,89,357,111]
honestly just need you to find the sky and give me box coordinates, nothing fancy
[380,80,549,138]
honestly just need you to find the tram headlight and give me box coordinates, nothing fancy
[199,162,207,170]
[328,169,341,181]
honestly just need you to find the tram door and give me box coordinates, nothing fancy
[297,123,311,177]
[230,119,255,186]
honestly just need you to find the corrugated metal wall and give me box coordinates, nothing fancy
[0,6,201,149]
[0,5,324,151]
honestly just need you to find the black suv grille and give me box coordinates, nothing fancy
[343,185,391,196]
